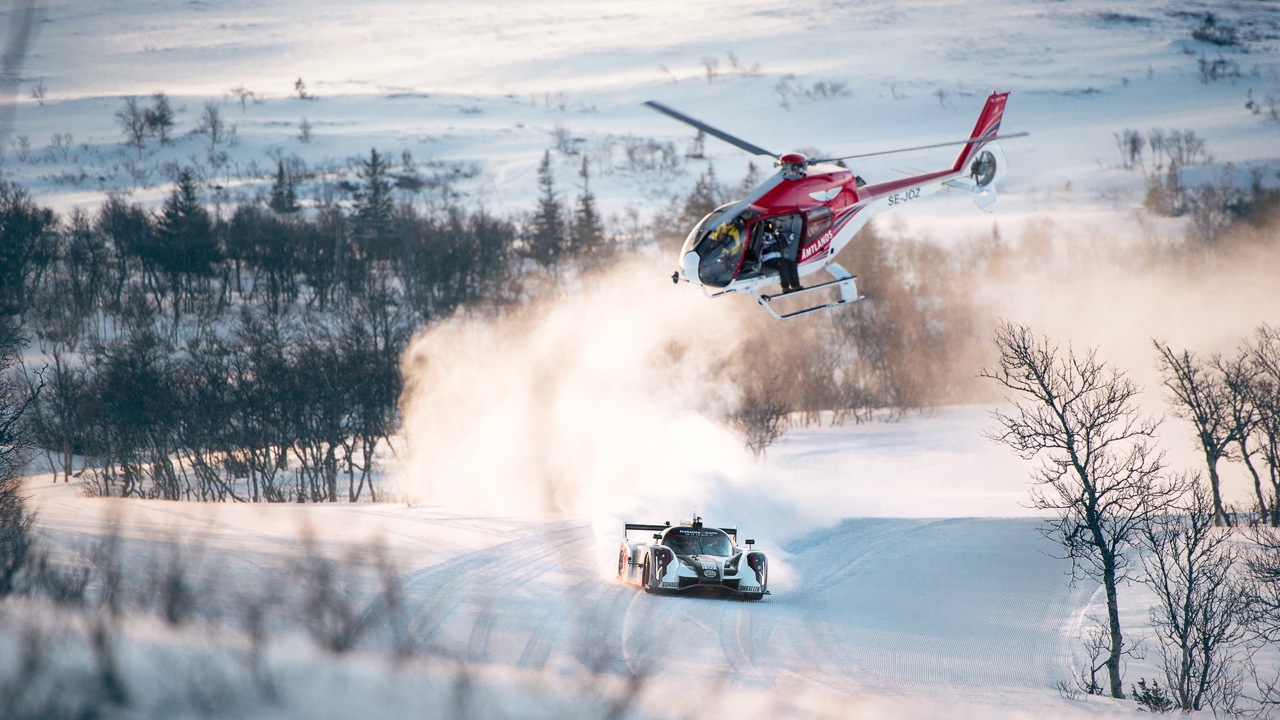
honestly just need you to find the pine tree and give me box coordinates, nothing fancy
[155,169,218,277]
[354,148,394,259]
[527,150,566,268]
[154,169,218,325]
[737,162,761,196]
[681,164,722,228]
[570,157,606,267]
[269,160,300,214]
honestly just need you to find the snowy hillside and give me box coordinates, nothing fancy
[4,0,1280,718]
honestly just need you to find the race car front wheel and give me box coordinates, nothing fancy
[641,559,654,593]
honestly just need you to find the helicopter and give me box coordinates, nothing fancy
[649,91,1022,320]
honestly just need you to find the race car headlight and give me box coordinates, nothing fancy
[653,548,674,578]
[747,553,767,586]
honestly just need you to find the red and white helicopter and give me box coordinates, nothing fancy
[650,91,1021,319]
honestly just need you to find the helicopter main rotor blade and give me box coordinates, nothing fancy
[808,132,1029,165]
[644,100,778,159]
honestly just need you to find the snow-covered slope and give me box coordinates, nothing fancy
[19,411,1141,720]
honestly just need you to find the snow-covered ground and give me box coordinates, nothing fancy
[5,0,1280,717]
[15,410,1141,720]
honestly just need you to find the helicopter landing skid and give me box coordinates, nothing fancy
[700,287,737,299]
[754,264,863,320]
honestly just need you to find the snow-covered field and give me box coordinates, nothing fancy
[16,410,1129,720]
[5,0,1280,717]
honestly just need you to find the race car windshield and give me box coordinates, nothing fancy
[663,533,733,557]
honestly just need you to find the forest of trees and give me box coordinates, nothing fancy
[0,143,617,503]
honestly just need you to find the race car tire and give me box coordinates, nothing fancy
[641,558,654,593]
[617,548,626,578]
[742,592,764,602]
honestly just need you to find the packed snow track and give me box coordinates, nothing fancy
[357,516,1090,702]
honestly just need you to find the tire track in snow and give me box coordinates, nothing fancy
[410,522,589,658]
[791,518,953,597]
[779,517,1082,698]
[618,585,684,676]
[356,520,587,658]
[455,531,597,664]
[718,602,770,684]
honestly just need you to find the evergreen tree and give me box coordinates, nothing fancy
[527,150,566,268]
[681,164,723,229]
[269,160,300,214]
[155,169,218,278]
[353,148,394,259]
[153,172,217,328]
[569,157,607,267]
[737,161,761,196]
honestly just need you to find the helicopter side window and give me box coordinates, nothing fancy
[804,207,833,243]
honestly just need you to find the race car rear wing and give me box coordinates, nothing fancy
[624,523,670,535]
[624,522,739,542]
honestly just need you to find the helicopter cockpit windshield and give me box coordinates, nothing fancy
[682,204,761,288]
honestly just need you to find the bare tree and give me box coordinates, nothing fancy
[194,101,225,149]
[1154,341,1235,525]
[114,96,148,153]
[1245,524,1280,711]
[1075,614,1115,696]
[1138,477,1250,712]
[1217,348,1270,523]
[982,322,1181,699]
[298,532,367,653]
[1247,325,1280,526]
[729,351,793,459]
[144,91,175,145]
[1,317,38,595]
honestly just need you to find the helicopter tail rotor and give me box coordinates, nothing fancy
[945,141,1007,209]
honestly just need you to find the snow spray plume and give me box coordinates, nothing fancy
[965,205,1280,491]
[972,211,1280,393]
[396,255,761,518]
